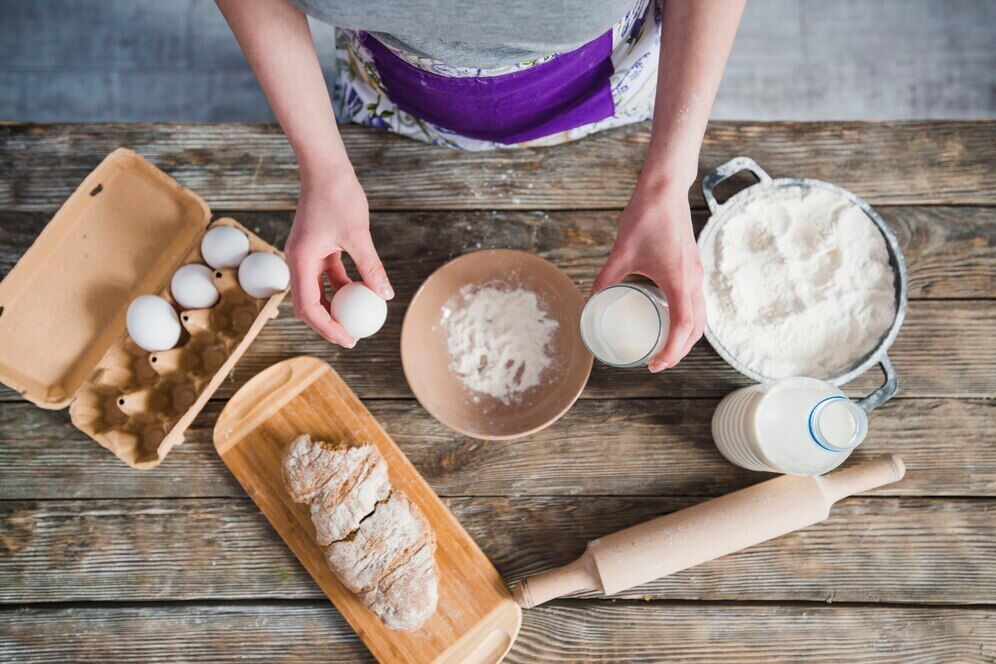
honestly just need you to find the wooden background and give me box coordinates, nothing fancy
[0,120,993,662]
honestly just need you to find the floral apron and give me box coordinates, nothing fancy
[331,0,661,150]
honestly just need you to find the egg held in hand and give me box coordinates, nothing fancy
[126,295,182,352]
[238,252,290,299]
[331,283,387,339]
[201,226,250,269]
[171,264,219,309]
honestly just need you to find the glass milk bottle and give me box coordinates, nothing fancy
[712,377,869,475]
[580,284,670,367]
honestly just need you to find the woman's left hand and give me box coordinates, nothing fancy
[591,181,706,373]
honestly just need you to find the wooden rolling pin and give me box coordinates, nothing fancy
[512,454,905,608]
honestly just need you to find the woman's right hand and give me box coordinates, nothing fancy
[285,168,394,348]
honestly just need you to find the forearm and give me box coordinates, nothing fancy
[216,0,349,179]
[642,0,745,192]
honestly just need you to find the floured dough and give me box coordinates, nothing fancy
[309,445,391,545]
[326,491,435,594]
[362,542,440,631]
[282,434,439,631]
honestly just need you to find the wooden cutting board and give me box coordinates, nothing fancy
[213,356,521,664]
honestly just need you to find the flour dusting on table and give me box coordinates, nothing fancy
[442,284,559,403]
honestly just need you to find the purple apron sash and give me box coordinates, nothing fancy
[358,31,615,144]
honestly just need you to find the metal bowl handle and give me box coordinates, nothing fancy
[856,355,899,413]
[702,156,772,213]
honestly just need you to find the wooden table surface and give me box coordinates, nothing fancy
[0,121,993,663]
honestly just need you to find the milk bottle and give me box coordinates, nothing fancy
[711,377,869,475]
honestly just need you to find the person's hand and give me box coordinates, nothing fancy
[284,168,394,347]
[591,181,706,372]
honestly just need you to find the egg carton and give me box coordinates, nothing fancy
[69,219,283,467]
[0,150,287,469]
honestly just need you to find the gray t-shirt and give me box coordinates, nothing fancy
[290,0,634,68]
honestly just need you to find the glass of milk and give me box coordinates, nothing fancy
[580,284,669,367]
[711,377,869,475]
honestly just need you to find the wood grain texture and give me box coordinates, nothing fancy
[1,399,991,500]
[508,603,995,663]
[3,206,992,299]
[0,497,990,605]
[242,299,996,400]
[1,602,991,663]
[0,299,991,404]
[1,122,993,211]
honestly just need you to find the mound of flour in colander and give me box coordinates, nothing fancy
[703,186,896,379]
[441,284,559,403]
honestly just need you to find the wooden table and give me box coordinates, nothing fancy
[0,121,993,662]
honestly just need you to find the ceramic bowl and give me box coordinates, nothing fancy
[400,249,592,439]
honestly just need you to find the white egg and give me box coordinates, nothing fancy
[331,283,387,339]
[170,264,219,309]
[201,226,250,269]
[126,295,181,352]
[238,252,290,299]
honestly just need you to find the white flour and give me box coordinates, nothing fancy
[703,186,896,379]
[441,284,559,403]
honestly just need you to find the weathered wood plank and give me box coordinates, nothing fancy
[3,207,991,299]
[2,205,992,402]
[0,497,990,605]
[1,122,992,211]
[1,602,991,663]
[2,209,992,402]
[0,298,991,403]
[1,399,991,499]
[235,299,996,400]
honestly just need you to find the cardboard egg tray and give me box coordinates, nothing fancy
[0,149,288,468]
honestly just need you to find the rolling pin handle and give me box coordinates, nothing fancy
[820,454,905,504]
[512,553,599,609]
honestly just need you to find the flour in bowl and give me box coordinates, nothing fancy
[703,186,896,379]
[441,284,559,403]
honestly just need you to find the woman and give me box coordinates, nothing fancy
[217,0,745,372]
